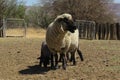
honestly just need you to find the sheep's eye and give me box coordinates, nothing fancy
[63,18,68,22]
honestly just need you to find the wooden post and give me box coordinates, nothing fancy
[105,23,109,40]
[109,24,114,40]
[3,19,6,38]
[95,23,99,40]
[116,23,120,40]
[113,23,117,40]
[92,22,96,40]
[99,24,101,39]
[24,20,27,37]
[102,24,105,40]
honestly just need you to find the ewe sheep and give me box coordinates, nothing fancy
[37,41,51,67]
[38,41,83,68]
[46,13,79,70]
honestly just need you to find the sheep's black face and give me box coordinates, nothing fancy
[63,18,77,33]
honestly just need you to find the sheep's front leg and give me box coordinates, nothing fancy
[55,53,59,69]
[61,53,67,70]
[59,54,62,62]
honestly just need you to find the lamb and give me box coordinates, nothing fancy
[37,41,51,67]
[46,13,82,69]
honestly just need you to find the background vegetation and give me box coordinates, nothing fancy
[0,0,118,28]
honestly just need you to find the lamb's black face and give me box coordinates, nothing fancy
[63,18,77,33]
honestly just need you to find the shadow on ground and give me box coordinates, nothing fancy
[19,65,51,75]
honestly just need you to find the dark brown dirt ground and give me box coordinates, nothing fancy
[0,38,120,80]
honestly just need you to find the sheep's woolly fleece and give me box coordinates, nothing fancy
[46,13,79,54]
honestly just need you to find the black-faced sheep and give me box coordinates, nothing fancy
[38,41,83,68]
[46,13,80,70]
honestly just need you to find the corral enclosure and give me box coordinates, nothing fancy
[0,18,27,37]
[75,20,120,40]
[0,28,120,80]
[0,19,120,80]
[6,19,26,37]
[1,19,120,40]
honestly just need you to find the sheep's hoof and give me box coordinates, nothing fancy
[55,65,59,69]
[39,63,42,67]
[63,66,66,70]
[51,66,55,70]
[62,65,66,70]
[69,58,72,62]
[81,58,84,61]
[44,65,47,68]
[73,61,76,66]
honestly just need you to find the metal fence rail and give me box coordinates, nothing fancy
[0,18,27,37]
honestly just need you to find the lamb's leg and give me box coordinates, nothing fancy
[43,61,47,67]
[44,57,49,67]
[61,53,67,70]
[51,54,54,69]
[39,57,43,67]
[77,49,84,61]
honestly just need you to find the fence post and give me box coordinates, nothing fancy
[3,19,6,38]
[95,23,99,40]
[24,20,27,37]
[116,23,120,40]
[92,22,96,40]
[104,23,109,40]
[113,23,117,40]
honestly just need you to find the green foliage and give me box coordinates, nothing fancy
[26,0,115,28]
[16,4,26,18]
[50,0,115,23]
[25,5,53,28]
[2,0,26,19]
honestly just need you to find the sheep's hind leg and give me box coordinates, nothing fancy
[71,51,76,65]
[77,49,84,61]
[61,53,67,70]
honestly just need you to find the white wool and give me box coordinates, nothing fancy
[46,13,79,55]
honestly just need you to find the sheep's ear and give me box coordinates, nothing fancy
[61,25,64,32]
[57,17,64,22]
[63,17,68,21]
[58,17,68,23]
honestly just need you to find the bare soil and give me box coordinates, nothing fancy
[0,29,120,80]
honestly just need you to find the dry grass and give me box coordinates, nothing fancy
[26,28,46,38]
[0,28,120,80]
[6,27,46,38]
[0,37,120,80]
